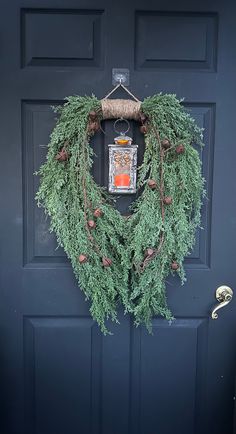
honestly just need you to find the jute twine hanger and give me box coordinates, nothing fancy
[101,80,142,121]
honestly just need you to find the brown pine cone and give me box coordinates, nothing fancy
[89,110,97,121]
[88,121,100,133]
[139,113,147,123]
[176,144,185,154]
[163,196,172,205]
[93,208,103,218]
[55,148,69,161]
[88,220,96,229]
[102,257,112,267]
[145,248,155,257]
[78,254,88,264]
[140,125,148,134]
[148,179,157,189]
[171,261,179,270]
[161,139,171,149]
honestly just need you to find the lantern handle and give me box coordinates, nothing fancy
[103,80,140,102]
[114,118,130,135]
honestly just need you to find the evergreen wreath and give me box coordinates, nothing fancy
[36,93,205,334]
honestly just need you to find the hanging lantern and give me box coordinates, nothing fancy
[108,119,138,194]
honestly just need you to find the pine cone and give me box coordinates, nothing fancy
[176,144,185,154]
[89,110,97,121]
[140,113,147,123]
[93,208,103,218]
[140,125,148,134]
[161,139,171,149]
[171,261,179,270]
[88,220,96,229]
[88,121,100,133]
[102,257,112,267]
[55,148,69,161]
[145,248,155,257]
[163,196,172,205]
[148,179,157,189]
[78,254,88,264]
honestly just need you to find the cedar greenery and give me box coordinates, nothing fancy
[36,93,204,334]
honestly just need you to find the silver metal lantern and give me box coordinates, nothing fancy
[108,128,138,194]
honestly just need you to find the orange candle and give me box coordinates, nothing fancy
[114,173,131,187]
[116,139,129,145]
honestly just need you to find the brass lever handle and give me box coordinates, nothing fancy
[211,285,233,319]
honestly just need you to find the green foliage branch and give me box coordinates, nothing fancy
[36,93,205,334]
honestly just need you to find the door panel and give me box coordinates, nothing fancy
[135,11,218,71]
[21,8,104,68]
[132,319,208,434]
[24,317,102,434]
[1,1,236,434]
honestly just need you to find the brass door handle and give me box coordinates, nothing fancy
[211,285,233,319]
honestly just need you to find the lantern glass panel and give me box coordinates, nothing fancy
[108,143,138,194]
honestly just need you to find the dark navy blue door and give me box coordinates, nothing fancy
[1,1,236,433]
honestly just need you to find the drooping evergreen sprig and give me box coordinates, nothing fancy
[36,93,205,334]
[127,94,205,329]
